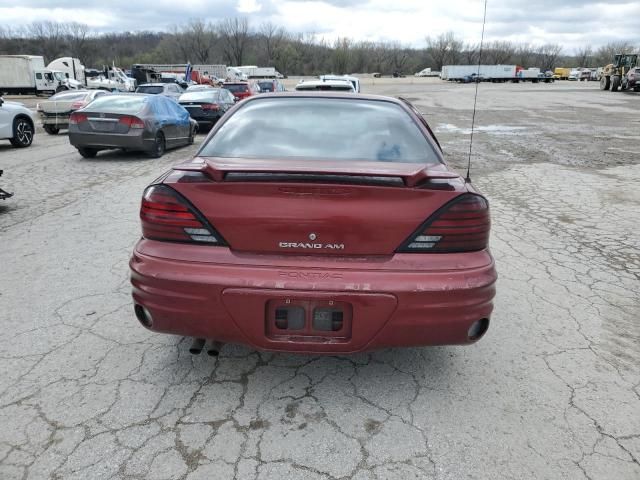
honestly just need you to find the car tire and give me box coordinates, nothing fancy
[55,86,68,93]
[77,147,98,158]
[188,127,195,145]
[43,125,60,135]
[9,116,34,148]
[600,76,610,90]
[611,75,620,92]
[150,132,166,158]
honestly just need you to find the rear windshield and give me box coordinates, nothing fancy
[84,95,147,113]
[258,82,274,91]
[179,91,219,102]
[223,84,249,93]
[200,97,440,164]
[137,86,163,94]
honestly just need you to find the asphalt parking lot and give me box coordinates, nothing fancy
[1,79,639,479]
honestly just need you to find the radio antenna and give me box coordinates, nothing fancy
[465,0,488,183]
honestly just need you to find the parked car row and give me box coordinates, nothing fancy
[2,75,361,158]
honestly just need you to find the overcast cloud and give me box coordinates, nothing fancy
[1,0,638,50]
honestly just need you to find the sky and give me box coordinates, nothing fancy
[1,0,639,51]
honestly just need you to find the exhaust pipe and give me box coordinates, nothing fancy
[189,338,206,355]
[206,341,224,357]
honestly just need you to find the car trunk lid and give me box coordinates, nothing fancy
[76,112,139,134]
[167,156,465,256]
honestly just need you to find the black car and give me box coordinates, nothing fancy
[178,88,236,129]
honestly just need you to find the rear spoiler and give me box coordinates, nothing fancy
[176,157,460,188]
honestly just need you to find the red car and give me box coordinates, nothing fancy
[221,81,260,100]
[130,93,497,355]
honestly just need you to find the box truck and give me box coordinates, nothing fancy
[0,55,80,95]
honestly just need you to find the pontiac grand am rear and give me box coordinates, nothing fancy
[130,93,497,354]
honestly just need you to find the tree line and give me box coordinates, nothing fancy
[0,20,637,75]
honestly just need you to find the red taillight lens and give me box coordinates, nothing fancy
[140,185,223,244]
[119,115,145,129]
[201,103,219,111]
[398,194,490,253]
[70,101,87,110]
[69,113,88,125]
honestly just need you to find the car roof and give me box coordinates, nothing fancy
[320,75,359,81]
[138,83,166,87]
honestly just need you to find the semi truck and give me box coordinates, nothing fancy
[0,55,80,95]
[441,64,552,83]
[48,58,136,92]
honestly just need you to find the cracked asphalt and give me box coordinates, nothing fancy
[1,79,639,479]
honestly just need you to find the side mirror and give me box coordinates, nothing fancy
[234,96,240,102]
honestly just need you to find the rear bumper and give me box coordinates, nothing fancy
[130,240,497,353]
[39,113,70,126]
[191,115,222,126]
[69,131,150,151]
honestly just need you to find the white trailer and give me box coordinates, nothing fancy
[442,64,551,83]
[235,66,283,78]
[0,55,77,95]
[517,67,541,79]
[441,64,517,80]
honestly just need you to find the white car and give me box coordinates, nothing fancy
[319,75,361,92]
[0,97,35,148]
[295,79,355,92]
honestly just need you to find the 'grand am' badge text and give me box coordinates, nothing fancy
[279,242,345,250]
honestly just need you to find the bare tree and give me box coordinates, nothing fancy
[574,45,593,67]
[219,17,249,66]
[515,43,536,67]
[259,21,286,67]
[386,41,410,74]
[484,41,515,64]
[175,20,217,64]
[332,37,351,73]
[593,41,637,66]
[463,43,479,65]
[27,21,65,61]
[537,44,563,71]
[425,32,462,70]
[65,22,90,59]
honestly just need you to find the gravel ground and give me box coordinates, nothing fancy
[0,80,639,479]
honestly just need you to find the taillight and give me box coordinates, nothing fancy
[398,194,490,253]
[69,113,88,125]
[119,115,145,129]
[140,185,224,245]
[201,103,219,111]
[70,101,87,110]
